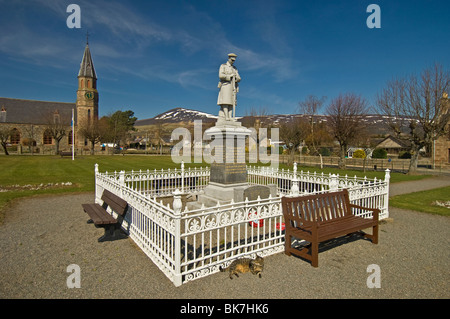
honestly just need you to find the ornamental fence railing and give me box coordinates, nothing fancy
[94,163,390,286]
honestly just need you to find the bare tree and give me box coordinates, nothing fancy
[376,63,450,173]
[22,125,37,155]
[242,106,270,129]
[79,119,102,155]
[0,126,11,155]
[326,93,369,169]
[279,116,307,166]
[43,111,67,154]
[299,95,327,155]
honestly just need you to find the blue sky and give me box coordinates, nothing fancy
[0,0,449,120]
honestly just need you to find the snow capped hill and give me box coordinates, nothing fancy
[135,107,217,126]
[135,107,395,135]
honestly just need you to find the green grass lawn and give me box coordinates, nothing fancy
[0,154,434,222]
[389,186,450,217]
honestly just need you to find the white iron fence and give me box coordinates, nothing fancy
[94,163,390,286]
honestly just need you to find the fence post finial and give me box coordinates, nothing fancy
[173,189,182,214]
[384,168,391,183]
[181,161,185,193]
[330,174,338,191]
[119,170,125,185]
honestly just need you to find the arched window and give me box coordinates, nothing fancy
[43,129,53,145]
[88,109,91,127]
[68,130,73,145]
[10,128,20,144]
[80,79,84,88]
[87,80,91,88]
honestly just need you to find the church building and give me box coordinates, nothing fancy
[0,41,99,154]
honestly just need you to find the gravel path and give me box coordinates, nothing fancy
[1,177,449,299]
[389,175,450,196]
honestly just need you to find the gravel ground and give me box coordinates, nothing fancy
[1,177,449,300]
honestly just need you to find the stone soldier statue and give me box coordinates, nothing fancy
[217,53,241,121]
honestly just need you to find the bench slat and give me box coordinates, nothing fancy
[101,190,128,216]
[82,203,117,225]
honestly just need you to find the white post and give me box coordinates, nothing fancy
[119,170,125,186]
[94,163,100,203]
[329,174,338,191]
[290,162,299,196]
[181,161,185,193]
[119,170,125,198]
[384,169,390,218]
[72,108,75,161]
[172,189,182,286]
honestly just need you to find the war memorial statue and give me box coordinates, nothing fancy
[217,53,240,122]
[194,52,276,207]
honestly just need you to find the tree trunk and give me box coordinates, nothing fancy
[408,147,420,174]
[1,142,9,155]
[90,141,95,155]
[338,144,347,170]
[288,148,295,166]
[54,140,60,155]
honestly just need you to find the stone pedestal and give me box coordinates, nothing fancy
[185,119,276,210]
[198,121,252,205]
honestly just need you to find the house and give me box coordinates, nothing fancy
[374,135,410,157]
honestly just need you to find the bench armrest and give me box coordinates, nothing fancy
[349,203,380,221]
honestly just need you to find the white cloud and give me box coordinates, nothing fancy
[0,0,299,88]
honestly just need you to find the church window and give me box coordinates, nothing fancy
[10,128,20,144]
[88,109,91,127]
[68,131,73,145]
[80,79,84,88]
[43,129,53,145]
[87,80,91,88]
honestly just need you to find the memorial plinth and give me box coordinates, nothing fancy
[198,121,252,206]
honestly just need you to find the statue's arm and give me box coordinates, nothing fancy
[218,64,229,81]
[235,69,241,83]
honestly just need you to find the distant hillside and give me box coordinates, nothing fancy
[135,107,218,126]
[135,107,394,135]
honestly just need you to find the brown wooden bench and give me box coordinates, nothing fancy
[281,189,379,267]
[60,151,76,157]
[82,189,128,242]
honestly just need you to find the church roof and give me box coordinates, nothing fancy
[78,44,97,79]
[0,97,76,125]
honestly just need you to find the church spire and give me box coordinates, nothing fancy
[78,41,96,79]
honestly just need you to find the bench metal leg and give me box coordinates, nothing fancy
[98,223,128,242]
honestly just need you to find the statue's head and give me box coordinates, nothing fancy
[228,53,237,64]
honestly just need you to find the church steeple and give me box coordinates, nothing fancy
[76,39,99,148]
[78,43,97,79]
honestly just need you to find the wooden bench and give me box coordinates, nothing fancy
[281,189,379,267]
[82,189,128,242]
[59,151,76,157]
